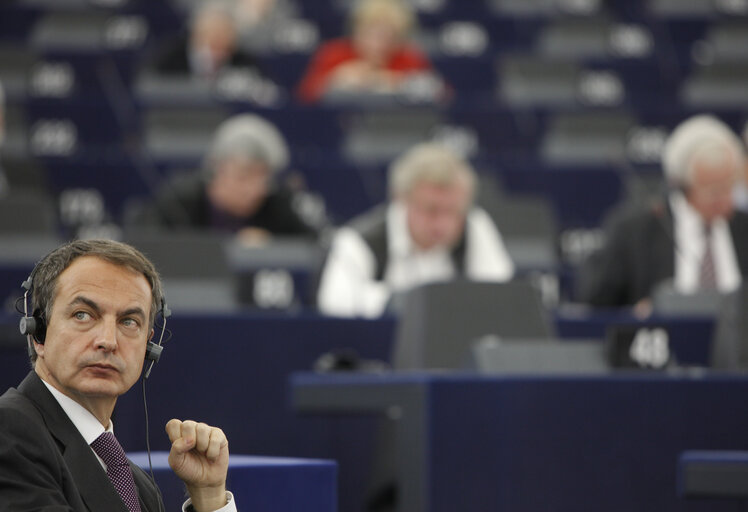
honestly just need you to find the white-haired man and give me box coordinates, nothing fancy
[129,113,319,242]
[579,114,748,307]
[317,142,514,318]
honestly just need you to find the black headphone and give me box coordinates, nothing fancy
[19,274,171,376]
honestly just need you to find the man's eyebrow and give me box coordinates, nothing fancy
[68,297,146,320]
[120,307,147,320]
[69,296,100,314]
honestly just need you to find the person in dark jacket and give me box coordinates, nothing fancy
[578,115,748,309]
[129,113,320,243]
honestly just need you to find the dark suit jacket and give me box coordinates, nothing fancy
[0,372,163,511]
[578,199,748,307]
[126,171,319,237]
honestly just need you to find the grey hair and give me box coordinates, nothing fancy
[662,115,745,188]
[388,142,476,199]
[204,114,290,177]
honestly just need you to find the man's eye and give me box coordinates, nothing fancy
[74,311,90,321]
[122,318,139,328]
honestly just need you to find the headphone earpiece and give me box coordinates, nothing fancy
[19,311,47,344]
[143,296,170,379]
[145,341,163,363]
[19,275,46,344]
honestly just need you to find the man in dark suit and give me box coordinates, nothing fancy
[0,239,236,511]
[579,115,748,309]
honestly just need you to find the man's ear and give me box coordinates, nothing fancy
[149,328,155,341]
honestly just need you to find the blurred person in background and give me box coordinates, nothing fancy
[579,114,748,309]
[296,0,445,103]
[149,0,264,81]
[127,114,320,244]
[317,142,514,317]
[233,0,300,54]
[734,121,748,211]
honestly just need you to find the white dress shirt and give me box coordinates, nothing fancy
[670,192,741,294]
[317,202,515,317]
[41,378,236,512]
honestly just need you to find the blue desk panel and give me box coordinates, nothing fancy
[293,372,748,512]
[129,452,337,512]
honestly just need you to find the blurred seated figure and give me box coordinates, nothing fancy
[578,115,748,310]
[233,0,300,54]
[735,121,748,212]
[316,142,514,318]
[127,114,320,244]
[149,0,264,82]
[296,0,445,104]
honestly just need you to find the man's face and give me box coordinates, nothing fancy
[353,18,402,66]
[192,11,237,68]
[34,256,153,415]
[404,180,470,251]
[685,154,738,223]
[208,158,271,218]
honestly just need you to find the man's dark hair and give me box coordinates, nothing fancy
[26,239,164,364]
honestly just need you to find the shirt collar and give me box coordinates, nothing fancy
[669,191,701,226]
[40,377,111,445]
[387,201,413,258]
[670,190,729,234]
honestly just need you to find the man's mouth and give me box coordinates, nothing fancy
[87,363,118,372]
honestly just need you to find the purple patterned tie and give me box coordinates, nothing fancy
[90,432,143,512]
[699,223,717,289]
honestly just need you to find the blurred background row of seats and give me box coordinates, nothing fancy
[1,0,748,313]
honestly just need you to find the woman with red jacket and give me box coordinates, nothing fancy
[297,0,444,103]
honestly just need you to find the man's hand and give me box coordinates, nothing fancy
[166,419,229,512]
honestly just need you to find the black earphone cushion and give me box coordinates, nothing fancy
[19,312,47,344]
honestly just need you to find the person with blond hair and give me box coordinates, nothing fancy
[317,142,514,317]
[579,114,748,307]
[296,0,443,103]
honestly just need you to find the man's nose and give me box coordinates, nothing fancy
[95,317,118,352]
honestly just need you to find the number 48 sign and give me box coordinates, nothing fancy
[629,328,670,368]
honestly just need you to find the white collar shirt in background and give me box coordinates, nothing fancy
[316,201,514,318]
[670,192,741,293]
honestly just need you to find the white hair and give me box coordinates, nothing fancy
[190,0,235,29]
[206,113,289,175]
[662,114,745,188]
[388,142,476,199]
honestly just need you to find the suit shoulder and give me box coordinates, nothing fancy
[0,387,49,438]
[730,210,748,229]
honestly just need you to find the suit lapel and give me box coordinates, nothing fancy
[19,372,129,512]
[649,201,676,284]
[131,461,163,512]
